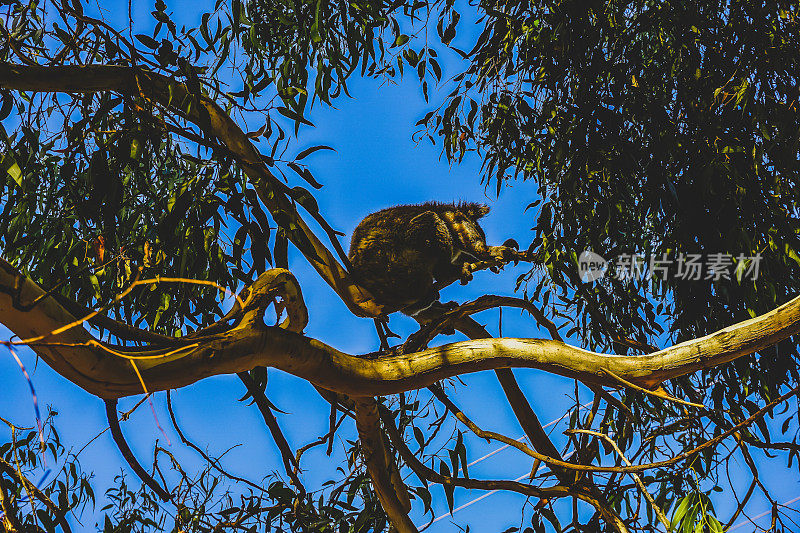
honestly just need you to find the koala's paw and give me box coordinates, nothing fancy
[459,263,475,284]
[489,243,521,265]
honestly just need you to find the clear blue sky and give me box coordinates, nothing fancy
[1,0,799,531]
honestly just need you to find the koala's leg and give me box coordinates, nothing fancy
[401,288,439,317]
[459,261,474,284]
[403,293,459,335]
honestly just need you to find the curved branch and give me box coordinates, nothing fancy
[3,260,800,402]
[379,410,629,533]
[165,391,265,493]
[429,384,540,459]
[0,62,383,318]
[104,399,172,502]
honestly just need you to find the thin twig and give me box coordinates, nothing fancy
[570,429,671,531]
[379,409,629,533]
[294,412,346,471]
[602,368,705,409]
[165,391,264,493]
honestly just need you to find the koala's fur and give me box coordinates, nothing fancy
[348,202,507,317]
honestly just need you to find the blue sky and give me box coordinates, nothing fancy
[2,0,800,531]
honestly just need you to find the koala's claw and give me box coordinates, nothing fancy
[460,263,475,284]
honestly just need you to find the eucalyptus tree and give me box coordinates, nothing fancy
[1,0,800,531]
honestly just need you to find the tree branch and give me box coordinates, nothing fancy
[353,398,416,533]
[237,371,305,495]
[379,409,629,533]
[3,260,800,403]
[0,62,383,318]
[0,473,22,532]
[569,429,670,531]
[0,459,73,533]
[105,399,172,502]
[165,390,265,493]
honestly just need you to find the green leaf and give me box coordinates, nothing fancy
[287,162,324,189]
[277,107,314,127]
[5,161,21,186]
[289,186,320,214]
[439,460,454,512]
[413,485,432,513]
[455,431,468,478]
[275,228,288,269]
[430,57,442,80]
[413,426,425,450]
[295,145,335,160]
[135,33,159,49]
[671,494,692,529]
[129,137,141,160]
[0,91,12,121]
[539,507,562,532]
[393,34,410,47]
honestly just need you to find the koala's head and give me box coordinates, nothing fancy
[440,202,491,256]
[458,203,490,220]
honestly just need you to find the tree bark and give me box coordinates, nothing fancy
[2,260,800,400]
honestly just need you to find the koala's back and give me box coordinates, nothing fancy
[348,205,442,309]
[348,201,493,312]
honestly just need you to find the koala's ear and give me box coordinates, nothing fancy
[463,203,490,219]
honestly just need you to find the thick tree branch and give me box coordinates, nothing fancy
[437,316,574,481]
[447,316,618,522]
[0,62,383,318]
[3,260,800,403]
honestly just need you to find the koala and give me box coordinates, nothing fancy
[348,202,511,320]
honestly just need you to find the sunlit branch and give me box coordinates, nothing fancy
[569,429,670,531]
[354,398,416,533]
